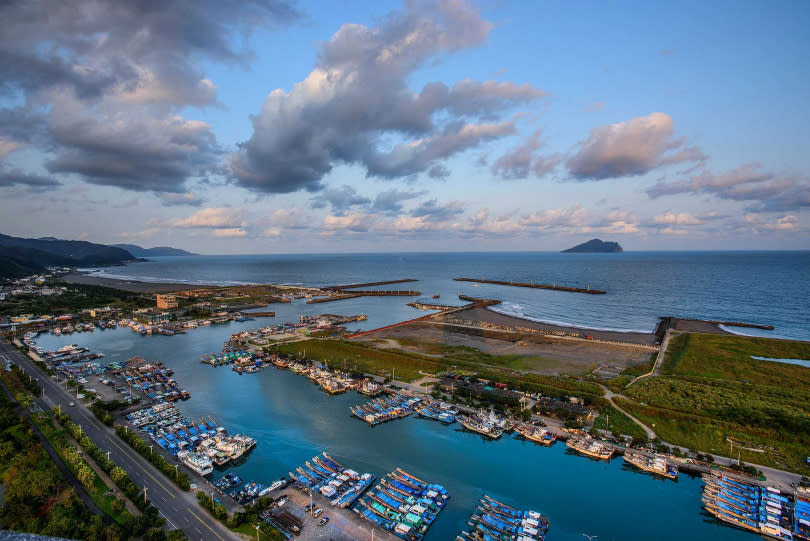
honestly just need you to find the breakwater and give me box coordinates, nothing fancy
[307,290,421,304]
[454,277,606,295]
[323,279,418,290]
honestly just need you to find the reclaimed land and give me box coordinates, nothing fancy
[620,333,810,474]
[364,322,652,376]
[273,338,605,400]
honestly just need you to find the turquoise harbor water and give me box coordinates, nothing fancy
[36,324,754,541]
[86,251,810,341]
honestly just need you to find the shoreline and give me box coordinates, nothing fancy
[447,305,659,347]
[63,271,213,293]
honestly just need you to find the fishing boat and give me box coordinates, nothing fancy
[623,450,678,480]
[514,424,557,445]
[565,437,614,460]
[177,450,213,476]
[457,413,504,439]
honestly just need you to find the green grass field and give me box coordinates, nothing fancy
[592,405,648,441]
[621,333,810,473]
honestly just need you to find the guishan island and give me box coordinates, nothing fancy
[0,2,807,541]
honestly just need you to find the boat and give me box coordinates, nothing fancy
[259,478,288,496]
[565,437,614,460]
[457,413,504,439]
[514,424,557,445]
[177,450,213,476]
[623,450,678,480]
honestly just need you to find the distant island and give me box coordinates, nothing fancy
[112,244,197,257]
[562,239,623,253]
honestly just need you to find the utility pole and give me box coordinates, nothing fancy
[175,464,179,480]
[255,523,260,541]
[143,487,148,503]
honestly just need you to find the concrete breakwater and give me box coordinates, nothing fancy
[454,277,606,295]
[306,290,421,304]
[322,278,418,290]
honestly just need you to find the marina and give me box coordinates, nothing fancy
[288,451,375,508]
[458,494,550,540]
[28,311,785,540]
[353,468,450,540]
[350,393,422,425]
[702,472,809,540]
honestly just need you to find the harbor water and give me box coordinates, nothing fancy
[36,324,755,541]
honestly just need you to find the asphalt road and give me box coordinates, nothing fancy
[0,338,238,541]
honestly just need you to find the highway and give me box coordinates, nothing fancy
[0,338,237,541]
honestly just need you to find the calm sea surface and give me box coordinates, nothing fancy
[42,251,809,540]
[86,251,810,340]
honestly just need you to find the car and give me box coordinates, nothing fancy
[319,517,329,527]
[312,507,323,518]
[304,503,314,512]
[68,401,75,406]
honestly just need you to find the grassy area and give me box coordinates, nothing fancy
[274,339,442,381]
[592,405,648,441]
[621,333,810,474]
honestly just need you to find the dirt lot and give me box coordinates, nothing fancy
[363,320,654,377]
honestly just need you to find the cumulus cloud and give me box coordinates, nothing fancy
[213,228,247,238]
[647,163,810,211]
[0,138,22,162]
[491,131,562,180]
[0,0,298,105]
[743,214,801,232]
[458,208,524,235]
[157,192,205,207]
[230,0,545,193]
[44,94,220,192]
[410,199,465,222]
[310,185,371,215]
[323,213,374,233]
[0,167,61,189]
[651,211,704,226]
[0,0,297,193]
[371,189,427,214]
[567,112,704,180]
[171,207,245,229]
[519,204,587,229]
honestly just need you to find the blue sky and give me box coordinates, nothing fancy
[0,0,807,253]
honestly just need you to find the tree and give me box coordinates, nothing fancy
[77,465,95,488]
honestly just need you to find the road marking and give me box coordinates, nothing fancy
[105,434,175,498]
[187,508,225,541]
[160,511,178,529]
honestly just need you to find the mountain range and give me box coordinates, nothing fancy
[0,234,191,280]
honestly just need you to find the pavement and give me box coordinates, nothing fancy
[0,338,239,541]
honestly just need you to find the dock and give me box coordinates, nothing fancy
[454,277,606,295]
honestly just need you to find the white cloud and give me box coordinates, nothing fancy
[171,207,245,228]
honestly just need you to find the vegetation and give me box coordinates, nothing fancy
[196,492,285,540]
[0,280,152,316]
[592,406,648,441]
[0,376,178,539]
[621,333,810,473]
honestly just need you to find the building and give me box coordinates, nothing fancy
[135,310,171,324]
[156,294,178,310]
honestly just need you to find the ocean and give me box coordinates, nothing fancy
[85,251,810,340]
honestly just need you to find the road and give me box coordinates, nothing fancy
[0,339,238,541]
[625,329,673,388]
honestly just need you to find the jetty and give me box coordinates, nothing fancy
[454,277,606,295]
[307,290,421,304]
[322,278,418,291]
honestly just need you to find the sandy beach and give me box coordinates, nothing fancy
[63,271,209,293]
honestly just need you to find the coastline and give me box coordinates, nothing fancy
[450,305,659,346]
[63,271,210,293]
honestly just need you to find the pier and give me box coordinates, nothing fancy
[454,277,606,294]
[322,278,418,291]
[306,290,421,304]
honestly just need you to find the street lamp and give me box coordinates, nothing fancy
[255,523,261,541]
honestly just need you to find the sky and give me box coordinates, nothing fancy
[0,0,808,254]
